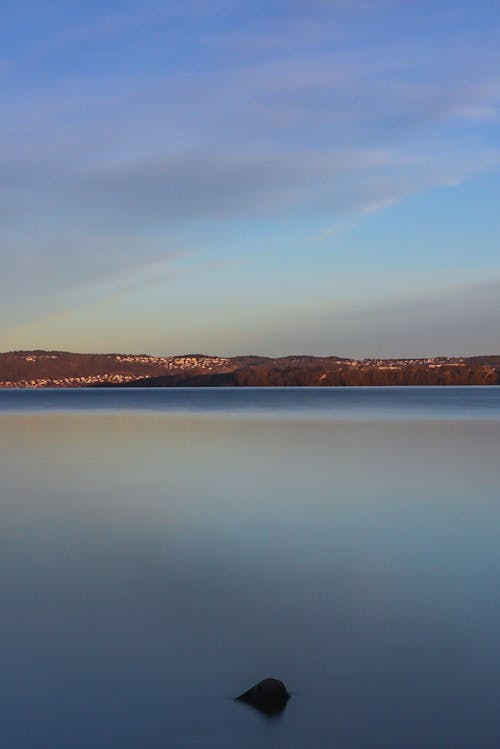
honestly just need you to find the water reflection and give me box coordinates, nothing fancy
[1,385,500,420]
[0,410,499,748]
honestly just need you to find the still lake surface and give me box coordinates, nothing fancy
[1,387,499,748]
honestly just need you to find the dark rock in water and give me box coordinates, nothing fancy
[235,677,290,715]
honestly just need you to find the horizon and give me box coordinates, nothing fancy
[1,1,499,354]
[2,347,499,361]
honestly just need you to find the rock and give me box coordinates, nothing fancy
[235,677,290,715]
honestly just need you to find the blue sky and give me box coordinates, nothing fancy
[1,0,499,356]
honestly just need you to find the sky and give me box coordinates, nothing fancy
[1,0,499,357]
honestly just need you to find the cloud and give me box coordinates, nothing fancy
[233,275,500,358]
[1,0,500,344]
[0,252,236,343]
[334,278,500,357]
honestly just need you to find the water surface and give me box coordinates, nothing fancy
[1,388,499,747]
[2,385,500,419]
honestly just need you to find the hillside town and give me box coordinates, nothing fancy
[343,357,466,369]
[0,351,497,388]
[0,352,232,388]
[0,373,142,388]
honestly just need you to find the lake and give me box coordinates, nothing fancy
[1,387,499,748]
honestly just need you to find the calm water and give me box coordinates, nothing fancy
[1,388,499,748]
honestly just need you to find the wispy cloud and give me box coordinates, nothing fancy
[1,0,499,351]
[0,253,237,343]
[237,274,500,358]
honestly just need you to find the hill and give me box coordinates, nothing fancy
[0,350,499,387]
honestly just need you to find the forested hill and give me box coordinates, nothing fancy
[109,359,500,387]
[1,350,498,387]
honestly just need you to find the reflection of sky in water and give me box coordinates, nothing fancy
[2,386,500,421]
[0,411,499,748]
